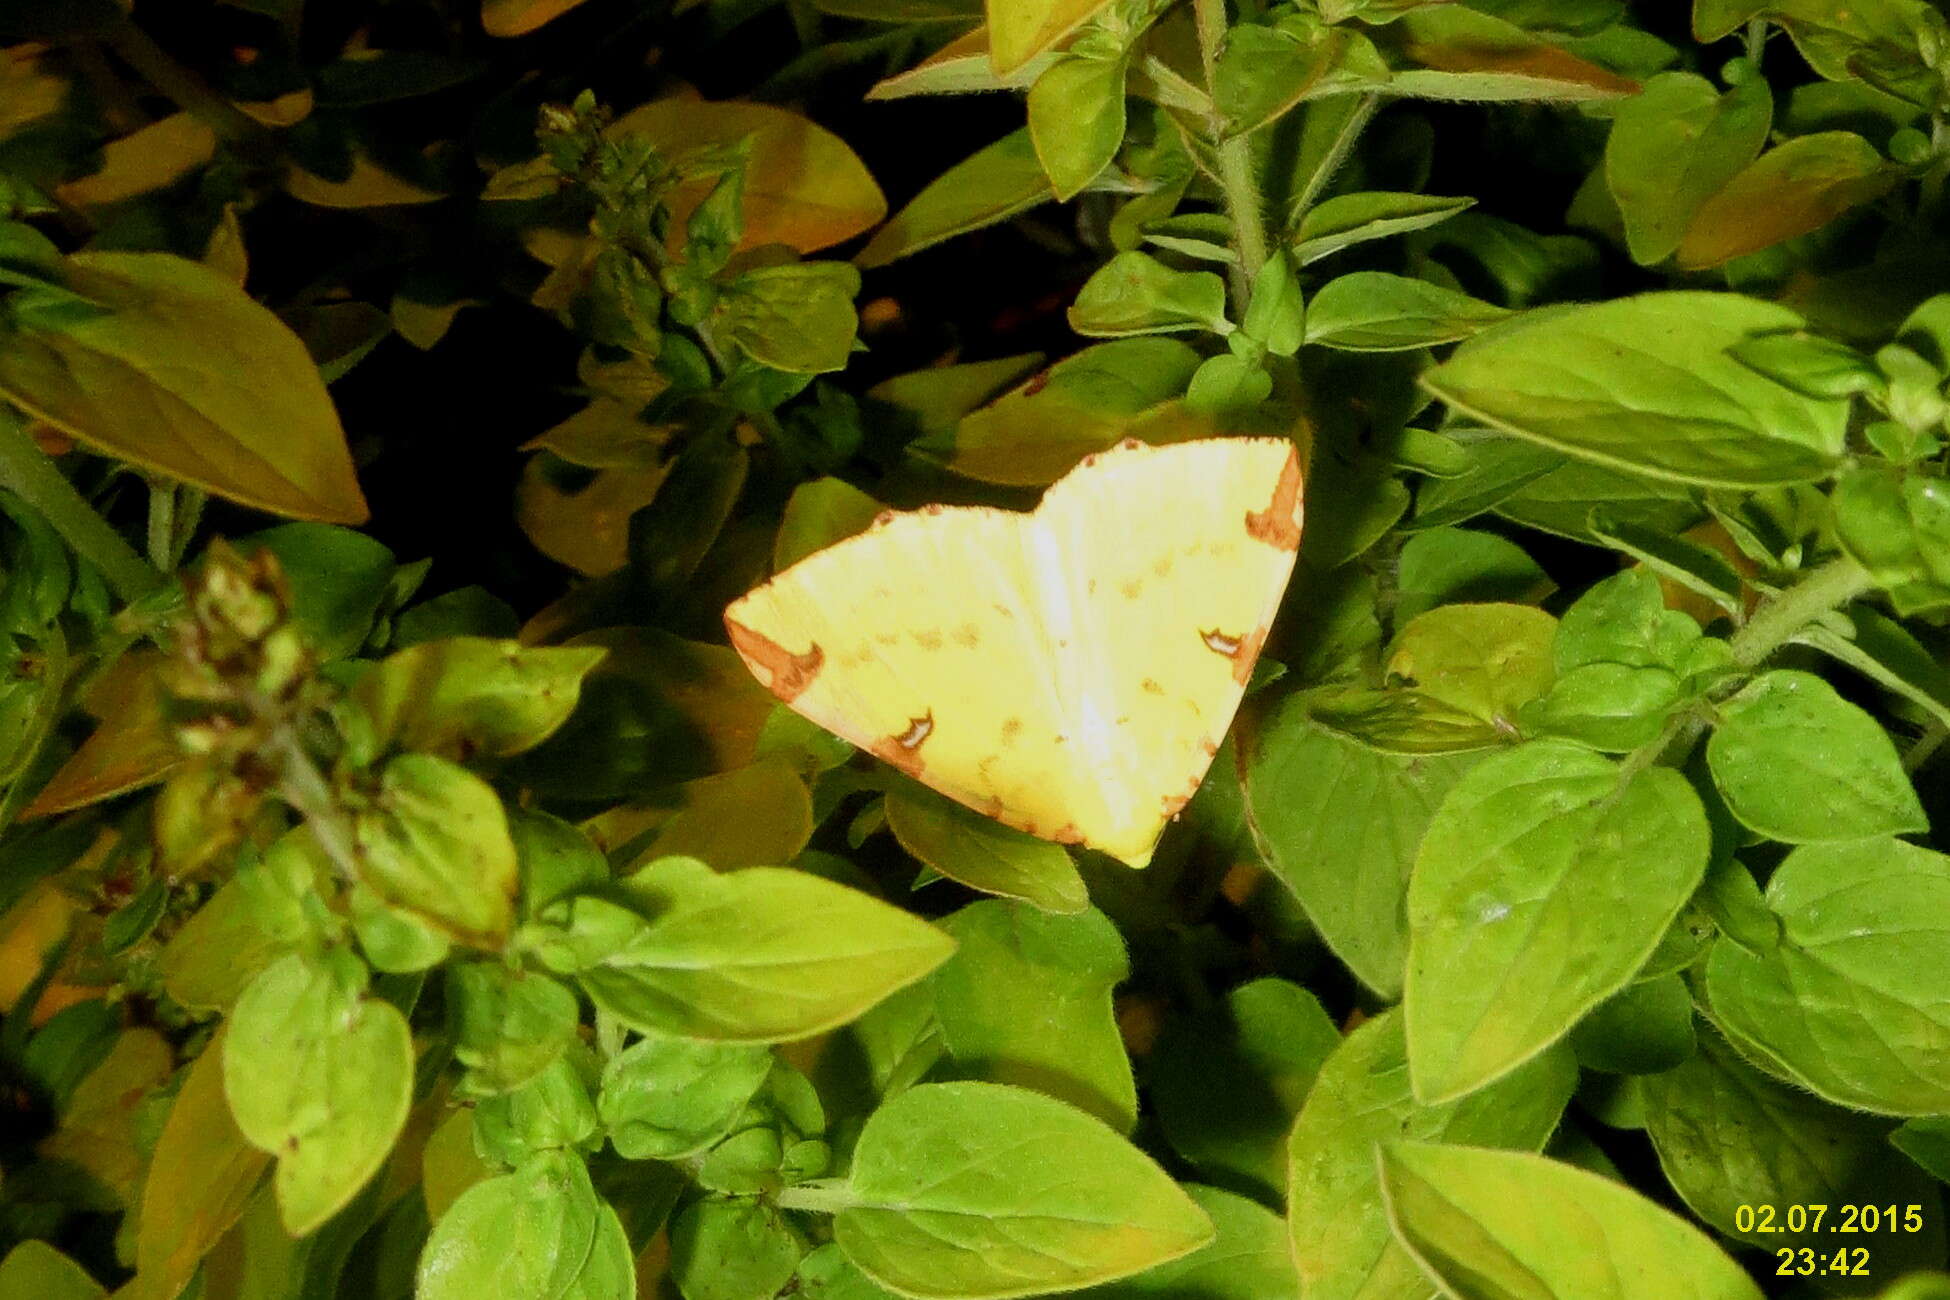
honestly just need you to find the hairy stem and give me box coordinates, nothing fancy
[1726,557,1872,670]
[0,407,160,602]
[1192,0,1268,307]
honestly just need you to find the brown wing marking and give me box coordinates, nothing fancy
[725,618,824,701]
[1245,447,1303,551]
[1200,626,1267,685]
[870,710,934,777]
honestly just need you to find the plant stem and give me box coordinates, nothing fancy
[1191,0,1268,308]
[0,408,161,602]
[1725,557,1872,670]
[147,477,175,572]
[274,732,363,883]
[1905,720,1948,774]
[104,20,261,144]
[772,1181,857,1215]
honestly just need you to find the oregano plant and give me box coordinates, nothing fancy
[1,1,1949,1298]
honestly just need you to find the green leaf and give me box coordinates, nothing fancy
[0,252,367,522]
[1676,131,1895,270]
[1241,250,1304,357]
[1727,330,1885,400]
[0,1241,105,1300]
[1293,192,1474,265]
[1566,976,1695,1074]
[1492,459,1705,543]
[1068,251,1228,338]
[671,1198,803,1300]
[1604,71,1771,266]
[835,1081,1214,1298]
[1377,1141,1765,1300]
[1422,293,1850,486]
[931,901,1135,1131]
[1243,693,1481,997]
[1183,353,1273,415]
[1406,741,1711,1103]
[1147,978,1338,1198]
[1832,466,1950,614]
[718,262,862,374]
[1384,603,1558,736]
[1378,7,1640,102]
[1071,1185,1298,1300]
[547,856,956,1042]
[417,1149,634,1300]
[472,1050,602,1165]
[347,638,608,764]
[1589,509,1745,619]
[1027,53,1127,201]
[1703,837,1950,1115]
[349,882,453,973]
[238,523,397,660]
[1528,662,1683,752]
[1304,272,1512,351]
[1215,17,1389,139]
[1395,527,1552,625]
[1795,603,1950,731]
[886,782,1089,914]
[352,753,520,947]
[222,949,413,1235]
[921,339,1202,486]
[1286,1010,1576,1300]
[774,476,884,570]
[1641,1031,1945,1268]
[1893,1117,1950,1182]
[797,1243,905,1300]
[1705,669,1927,843]
[855,131,1052,269]
[1766,0,1949,111]
[598,1034,774,1159]
[448,963,579,1098]
[1305,685,1506,755]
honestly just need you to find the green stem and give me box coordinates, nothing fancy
[0,408,160,602]
[146,477,175,572]
[171,488,207,567]
[274,733,363,884]
[1905,719,1948,775]
[772,1181,858,1215]
[1191,0,1268,308]
[1743,18,1768,68]
[103,20,261,144]
[1725,557,1872,671]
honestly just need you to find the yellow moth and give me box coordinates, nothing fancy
[723,436,1304,867]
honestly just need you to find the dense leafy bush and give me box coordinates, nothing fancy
[4,0,1950,1297]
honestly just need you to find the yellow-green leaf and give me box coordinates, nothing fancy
[1676,132,1896,270]
[0,253,368,522]
[482,0,592,37]
[223,950,414,1235]
[1377,1141,1766,1299]
[611,99,886,254]
[55,113,216,209]
[987,0,1114,74]
[125,1025,271,1300]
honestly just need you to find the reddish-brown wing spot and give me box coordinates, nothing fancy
[870,710,934,776]
[1245,448,1303,551]
[1051,824,1084,845]
[1201,627,1267,684]
[953,623,982,648]
[726,619,824,702]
